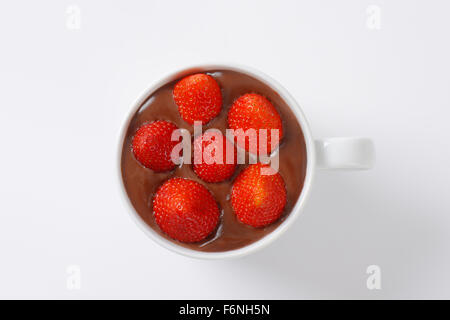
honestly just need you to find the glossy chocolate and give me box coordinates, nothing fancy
[121,70,307,252]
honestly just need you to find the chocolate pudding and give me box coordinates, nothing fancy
[120,69,307,252]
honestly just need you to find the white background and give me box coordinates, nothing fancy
[0,0,449,299]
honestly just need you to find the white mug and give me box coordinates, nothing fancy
[117,64,375,259]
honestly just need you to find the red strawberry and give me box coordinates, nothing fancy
[173,73,222,125]
[228,93,283,154]
[132,120,179,172]
[153,178,220,243]
[193,131,237,183]
[231,163,286,228]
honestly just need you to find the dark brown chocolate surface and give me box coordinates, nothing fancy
[121,69,307,252]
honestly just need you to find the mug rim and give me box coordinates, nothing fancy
[116,63,316,259]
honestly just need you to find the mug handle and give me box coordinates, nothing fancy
[315,137,375,170]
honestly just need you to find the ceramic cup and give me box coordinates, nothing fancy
[117,64,375,259]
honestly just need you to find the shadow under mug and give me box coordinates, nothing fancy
[117,64,376,259]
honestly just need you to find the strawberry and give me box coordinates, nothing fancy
[227,93,283,154]
[173,73,222,125]
[193,131,237,183]
[153,178,220,243]
[131,120,179,172]
[231,163,286,228]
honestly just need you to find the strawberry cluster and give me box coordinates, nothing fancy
[131,73,287,243]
